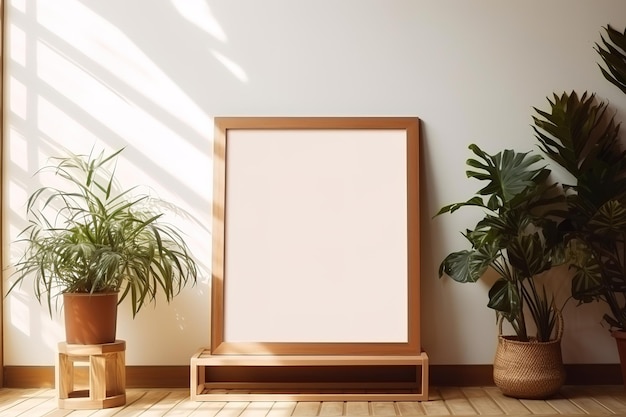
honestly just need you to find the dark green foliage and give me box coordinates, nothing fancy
[533,91,626,330]
[597,25,626,94]
[437,144,564,342]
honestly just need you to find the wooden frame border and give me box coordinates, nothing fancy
[1,0,5,387]
[211,117,420,355]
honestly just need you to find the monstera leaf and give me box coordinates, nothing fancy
[437,144,552,220]
[437,144,565,341]
[438,246,496,284]
[488,278,521,317]
[436,196,486,216]
[465,144,547,206]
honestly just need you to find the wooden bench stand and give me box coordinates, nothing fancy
[56,340,126,409]
[190,349,429,401]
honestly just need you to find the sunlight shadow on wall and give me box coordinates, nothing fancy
[170,0,249,83]
[171,0,227,42]
[37,1,212,142]
[211,50,249,83]
[3,0,247,364]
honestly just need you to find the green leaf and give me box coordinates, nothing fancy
[570,260,603,302]
[466,144,548,205]
[8,148,199,317]
[436,142,565,339]
[588,200,626,235]
[507,233,552,277]
[597,25,626,94]
[488,278,521,316]
[435,196,485,216]
[533,91,626,207]
[438,249,494,283]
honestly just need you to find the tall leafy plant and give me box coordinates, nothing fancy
[597,25,626,94]
[9,148,198,316]
[437,144,563,342]
[532,25,626,330]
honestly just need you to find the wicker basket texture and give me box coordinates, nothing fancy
[493,313,566,399]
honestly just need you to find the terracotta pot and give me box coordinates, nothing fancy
[611,330,626,386]
[493,313,566,399]
[63,292,118,345]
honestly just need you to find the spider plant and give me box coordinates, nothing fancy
[9,147,198,317]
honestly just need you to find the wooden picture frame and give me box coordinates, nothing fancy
[211,117,420,355]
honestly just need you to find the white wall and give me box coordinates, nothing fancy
[3,0,626,366]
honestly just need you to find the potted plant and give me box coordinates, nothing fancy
[437,144,566,399]
[532,24,626,384]
[8,147,198,344]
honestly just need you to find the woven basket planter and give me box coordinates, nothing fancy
[493,314,566,399]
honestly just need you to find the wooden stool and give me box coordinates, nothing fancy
[56,340,126,409]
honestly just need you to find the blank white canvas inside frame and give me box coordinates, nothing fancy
[224,128,408,343]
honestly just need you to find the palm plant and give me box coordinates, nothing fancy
[9,147,198,317]
[533,92,626,330]
[596,25,626,94]
[531,25,626,331]
[437,144,564,342]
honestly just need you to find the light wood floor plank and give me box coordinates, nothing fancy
[597,398,626,415]
[88,390,148,417]
[483,386,532,415]
[519,398,558,415]
[187,400,227,417]
[438,387,476,415]
[319,401,344,416]
[0,391,55,417]
[582,386,626,414]
[112,390,171,417]
[266,401,298,417]
[3,386,626,416]
[345,401,370,416]
[561,386,614,415]
[565,396,614,415]
[41,408,76,417]
[18,395,62,417]
[292,401,321,416]
[462,387,504,415]
[161,391,204,416]
[396,401,425,415]
[370,401,397,416]
[214,401,251,417]
[420,400,450,416]
[139,391,191,417]
[546,396,586,415]
[0,388,51,412]
[240,401,275,417]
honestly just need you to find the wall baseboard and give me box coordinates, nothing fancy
[3,366,190,388]
[429,364,623,386]
[3,364,622,389]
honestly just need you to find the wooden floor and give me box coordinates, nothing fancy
[1,386,625,416]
